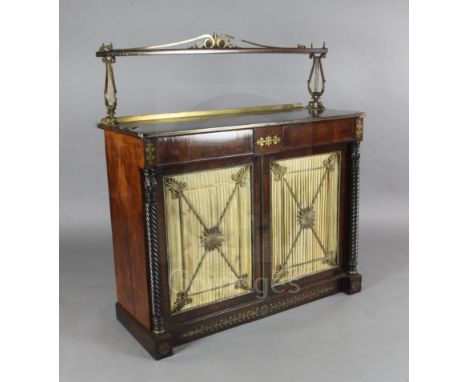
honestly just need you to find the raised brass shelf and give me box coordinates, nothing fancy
[97,47,327,57]
[96,33,327,57]
[96,33,328,125]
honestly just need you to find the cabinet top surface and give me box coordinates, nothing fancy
[98,107,365,139]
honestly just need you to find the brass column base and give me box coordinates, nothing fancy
[306,100,325,114]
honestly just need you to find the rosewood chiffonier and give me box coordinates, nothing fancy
[96,34,365,360]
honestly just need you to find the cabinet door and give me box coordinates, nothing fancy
[162,161,257,315]
[267,148,342,286]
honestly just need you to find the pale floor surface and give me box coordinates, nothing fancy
[60,219,408,382]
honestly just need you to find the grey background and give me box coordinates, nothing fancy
[60,0,408,381]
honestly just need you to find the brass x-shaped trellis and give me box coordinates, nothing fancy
[272,153,338,284]
[165,166,251,313]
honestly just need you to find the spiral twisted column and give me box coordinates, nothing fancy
[347,142,360,274]
[142,168,165,334]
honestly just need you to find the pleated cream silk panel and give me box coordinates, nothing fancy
[163,165,253,314]
[271,152,341,284]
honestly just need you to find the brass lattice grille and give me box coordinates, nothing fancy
[164,165,253,314]
[271,152,340,284]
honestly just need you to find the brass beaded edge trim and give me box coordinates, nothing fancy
[180,285,335,339]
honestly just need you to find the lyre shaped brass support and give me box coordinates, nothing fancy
[306,42,326,114]
[100,43,117,124]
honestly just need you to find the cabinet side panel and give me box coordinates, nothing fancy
[104,130,150,329]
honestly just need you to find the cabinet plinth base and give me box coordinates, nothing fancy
[115,272,362,360]
[116,304,173,360]
[342,272,362,295]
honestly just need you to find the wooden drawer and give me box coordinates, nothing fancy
[283,118,356,148]
[156,130,253,164]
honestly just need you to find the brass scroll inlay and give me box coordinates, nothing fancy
[271,152,341,284]
[180,285,335,339]
[164,165,253,314]
[256,135,281,147]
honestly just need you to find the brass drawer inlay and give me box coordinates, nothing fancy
[256,135,281,147]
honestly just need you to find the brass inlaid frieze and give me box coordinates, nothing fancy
[180,285,335,339]
[164,165,253,313]
[271,152,341,284]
